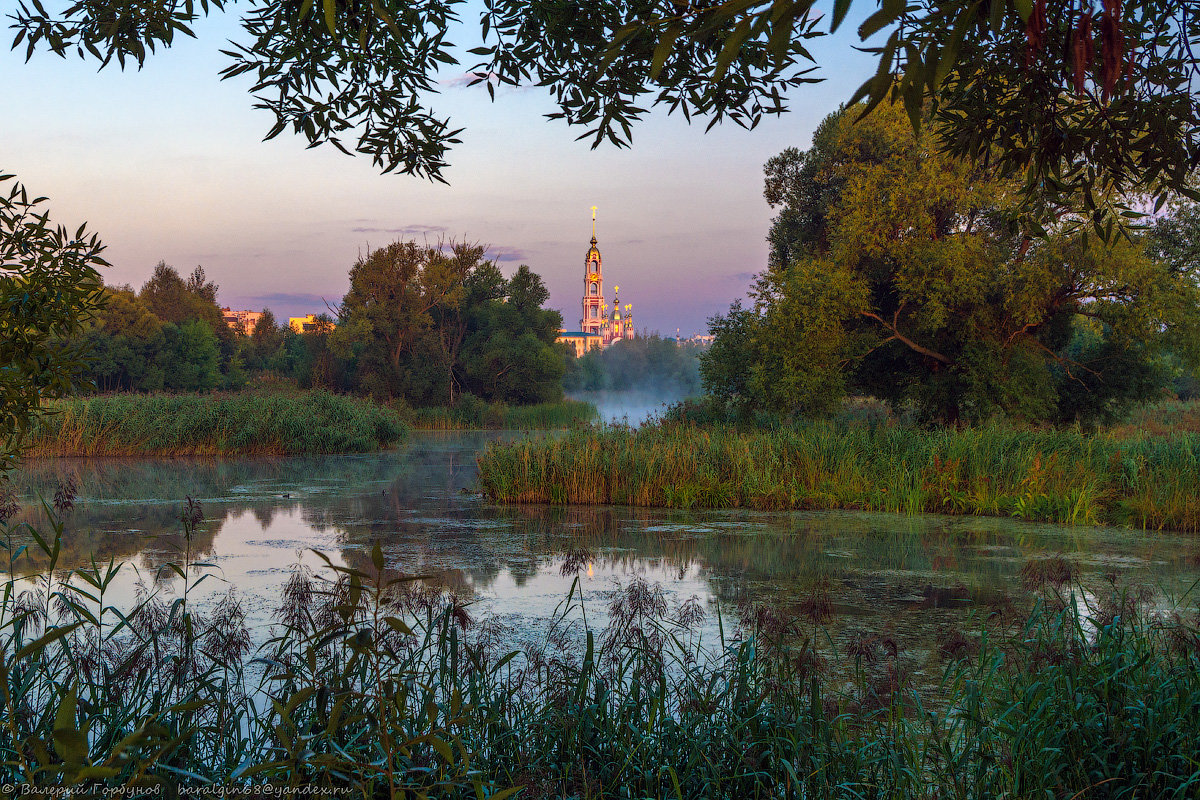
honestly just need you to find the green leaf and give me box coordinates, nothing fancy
[650,24,681,81]
[933,7,975,86]
[859,5,901,40]
[14,621,83,661]
[322,0,336,36]
[424,734,454,763]
[714,18,752,81]
[831,0,854,32]
[484,789,523,800]
[53,684,88,766]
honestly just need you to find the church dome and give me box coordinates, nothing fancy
[585,235,601,266]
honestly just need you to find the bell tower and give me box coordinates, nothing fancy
[580,206,604,336]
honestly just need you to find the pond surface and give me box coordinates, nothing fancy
[8,431,1200,660]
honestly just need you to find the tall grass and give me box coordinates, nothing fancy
[1113,397,1200,436]
[27,391,408,456]
[478,419,1200,531]
[1,500,1198,796]
[402,397,597,430]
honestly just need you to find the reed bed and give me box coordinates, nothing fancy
[1,501,1198,797]
[27,391,408,456]
[478,420,1200,532]
[1113,398,1200,436]
[403,397,597,430]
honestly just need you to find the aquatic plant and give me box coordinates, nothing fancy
[477,419,1200,532]
[1,503,1199,797]
[26,390,408,456]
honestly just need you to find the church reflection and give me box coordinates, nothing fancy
[9,433,1200,652]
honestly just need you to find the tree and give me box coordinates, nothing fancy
[0,173,105,471]
[10,1,1197,219]
[704,101,1200,423]
[92,285,163,339]
[158,320,223,392]
[1147,193,1200,397]
[458,265,565,404]
[334,240,468,401]
[140,262,226,334]
[80,288,165,393]
[246,308,284,372]
[333,241,564,405]
[428,246,501,405]
[7,0,1196,450]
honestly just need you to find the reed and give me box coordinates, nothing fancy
[27,390,408,456]
[1,502,1197,797]
[1112,397,1200,436]
[402,397,597,430]
[478,419,1200,531]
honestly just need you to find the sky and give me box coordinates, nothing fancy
[2,5,876,336]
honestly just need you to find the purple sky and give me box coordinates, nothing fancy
[3,7,875,336]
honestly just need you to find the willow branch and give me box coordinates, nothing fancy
[860,311,952,364]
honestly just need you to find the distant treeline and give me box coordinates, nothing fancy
[74,242,567,408]
[563,336,703,396]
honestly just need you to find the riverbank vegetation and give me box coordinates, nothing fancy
[22,390,594,458]
[25,391,407,456]
[701,101,1200,427]
[1,504,1197,796]
[478,406,1200,532]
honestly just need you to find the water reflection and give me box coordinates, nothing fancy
[9,432,1200,652]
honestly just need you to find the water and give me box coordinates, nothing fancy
[8,431,1200,658]
[569,390,688,424]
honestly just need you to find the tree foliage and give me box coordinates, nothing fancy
[334,241,564,406]
[10,1,1196,219]
[703,102,1200,424]
[1147,192,1200,398]
[50,251,566,406]
[140,262,227,337]
[0,172,105,471]
[79,282,239,393]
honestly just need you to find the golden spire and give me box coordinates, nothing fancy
[591,206,597,239]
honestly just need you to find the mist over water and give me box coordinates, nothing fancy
[571,388,693,425]
[561,336,704,425]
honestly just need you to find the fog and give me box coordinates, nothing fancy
[570,388,694,426]
[562,336,706,425]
